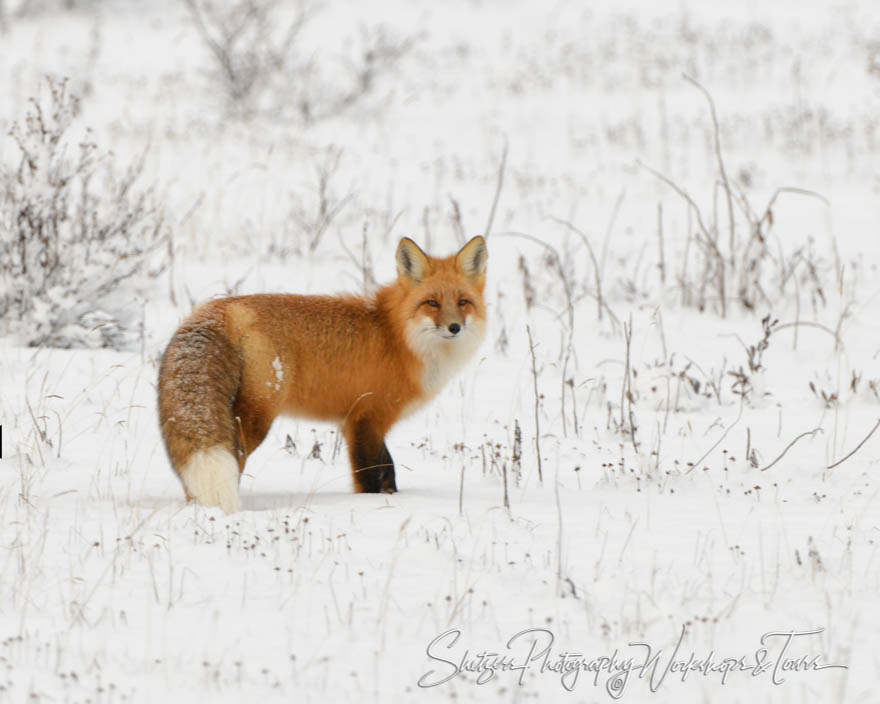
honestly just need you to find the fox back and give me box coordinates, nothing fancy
[158,235,487,512]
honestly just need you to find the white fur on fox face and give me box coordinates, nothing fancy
[404,314,485,400]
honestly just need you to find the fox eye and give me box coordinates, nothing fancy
[425,299,440,308]
[458,298,470,307]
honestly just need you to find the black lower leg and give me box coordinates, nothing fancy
[350,420,397,493]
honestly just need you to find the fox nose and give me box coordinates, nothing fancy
[448,323,461,335]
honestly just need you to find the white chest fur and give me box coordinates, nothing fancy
[402,317,485,416]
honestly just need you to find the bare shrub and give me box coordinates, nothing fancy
[184,0,414,122]
[264,146,354,260]
[8,0,99,15]
[0,78,166,349]
[297,146,353,253]
[183,0,310,118]
[336,24,416,114]
[729,314,778,401]
[641,75,830,317]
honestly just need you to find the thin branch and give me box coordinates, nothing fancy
[684,73,735,267]
[495,231,618,325]
[762,187,830,224]
[554,459,565,594]
[546,215,603,322]
[620,316,637,454]
[773,320,841,348]
[638,158,727,317]
[493,231,573,324]
[637,160,717,255]
[483,136,508,240]
[827,417,880,469]
[685,398,744,474]
[448,195,466,246]
[599,189,626,279]
[657,202,665,286]
[526,324,543,484]
[760,427,823,472]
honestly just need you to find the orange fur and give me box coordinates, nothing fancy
[158,236,487,511]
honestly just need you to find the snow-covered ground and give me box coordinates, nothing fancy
[1,0,879,701]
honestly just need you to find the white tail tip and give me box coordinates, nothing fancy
[179,446,241,514]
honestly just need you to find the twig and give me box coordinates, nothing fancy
[422,206,432,252]
[512,419,522,484]
[599,189,626,282]
[498,229,621,325]
[526,324,543,484]
[760,427,823,472]
[638,159,727,317]
[448,195,466,246]
[554,459,564,594]
[638,161,716,256]
[680,207,693,307]
[684,73,735,267]
[360,221,375,293]
[25,399,47,468]
[832,302,851,353]
[657,202,666,286]
[459,464,465,516]
[792,264,801,350]
[483,136,508,240]
[170,192,205,306]
[377,517,410,627]
[385,210,404,243]
[826,418,880,469]
[496,231,583,433]
[773,320,843,351]
[686,398,743,473]
[654,420,661,475]
[762,187,830,220]
[546,216,603,322]
[54,410,63,459]
[567,380,579,437]
[621,316,637,454]
[617,517,639,564]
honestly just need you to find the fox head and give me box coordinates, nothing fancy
[395,235,487,374]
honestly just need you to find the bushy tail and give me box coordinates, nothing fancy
[158,318,243,513]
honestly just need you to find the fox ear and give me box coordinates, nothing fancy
[455,236,487,282]
[396,237,430,285]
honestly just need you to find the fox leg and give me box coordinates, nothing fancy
[344,417,397,493]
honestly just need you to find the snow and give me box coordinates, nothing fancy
[267,356,284,392]
[1,0,879,702]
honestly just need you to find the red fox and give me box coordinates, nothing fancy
[158,236,487,513]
